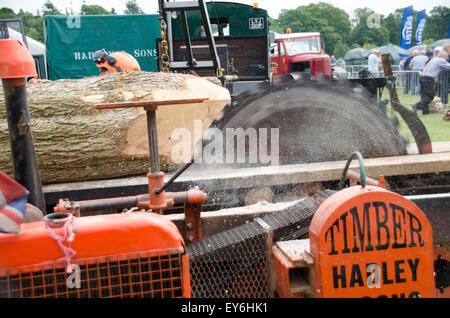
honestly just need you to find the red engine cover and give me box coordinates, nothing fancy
[0,212,190,298]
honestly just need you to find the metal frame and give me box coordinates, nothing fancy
[158,0,221,71]
[0,18,28,47]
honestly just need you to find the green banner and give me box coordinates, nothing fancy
[45,14,161,80]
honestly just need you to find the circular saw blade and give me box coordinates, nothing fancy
[199,77,407,169]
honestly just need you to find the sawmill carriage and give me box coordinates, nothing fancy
[0,0,449,299]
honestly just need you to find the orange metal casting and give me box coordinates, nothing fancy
[0,212,190,298]
[139,187,207,243]
[186,187,208,204]
[148,171,167,211]
[309,186,435,298]
[0,39,37,79]
[346,170,386,188]
[273,248,311,298]
[0,212,185,271]
[184,203,203,244]
[163,187,208,207]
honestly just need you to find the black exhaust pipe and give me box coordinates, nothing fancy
[2,79,46,213]
[1,37,46,213]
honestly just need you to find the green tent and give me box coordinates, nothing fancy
[45,14,161,80]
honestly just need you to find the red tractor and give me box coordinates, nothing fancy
[270,31,332,83]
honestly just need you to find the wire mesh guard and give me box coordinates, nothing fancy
[188,190,335,298]
[0,251,187,298]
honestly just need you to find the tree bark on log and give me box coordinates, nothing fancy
[0,71,230,184]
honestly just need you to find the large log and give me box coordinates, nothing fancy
[0,71,230,184]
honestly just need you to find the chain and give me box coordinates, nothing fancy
[216,67,224,79]
[159,19,170,73]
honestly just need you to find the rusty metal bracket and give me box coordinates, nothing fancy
[184,203,203,244]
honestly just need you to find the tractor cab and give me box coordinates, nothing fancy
[270,31,331,82]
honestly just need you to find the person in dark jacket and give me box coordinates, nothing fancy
[402,53,415,94]
[414,50,450,115]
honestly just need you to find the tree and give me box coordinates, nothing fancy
[18,11,45,43]
[0,7,45,43]
[383,9,403,46]
[275,3,352,55]
[423,6,450,42]
[334,41,350,58]
[42,1,61,15]
[124,0,144,14]
[80,4,111,15]
[350,8,390,47]
[0,7,16,18]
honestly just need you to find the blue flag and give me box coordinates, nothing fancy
[400,6,414,50]
[415,10,426,45]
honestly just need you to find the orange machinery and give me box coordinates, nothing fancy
[0,35,445,299]
[0,212,190,298]
[0,96,208,298]
[272,152,439,298]
[0,37,206,297]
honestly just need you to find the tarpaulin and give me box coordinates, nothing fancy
[45,14,161,80]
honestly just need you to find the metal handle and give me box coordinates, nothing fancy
[338,151,367,190]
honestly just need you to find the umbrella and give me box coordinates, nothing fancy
[344,48,369,60]
[430,39,450,49]
[407,44,428,55]
[378,43,409,56]
[374,44,407,65]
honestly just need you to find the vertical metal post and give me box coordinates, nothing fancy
[146,109,160,173]
[2,79,46,213]
[166,11,174,62]
[181,10,195,67]
[198,0,221,71]
[146,107,166,212]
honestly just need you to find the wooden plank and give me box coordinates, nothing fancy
[43,147,450,200]
[178,151,450,190]
[275,240,314,266]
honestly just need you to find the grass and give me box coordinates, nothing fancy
[381,90,450,143]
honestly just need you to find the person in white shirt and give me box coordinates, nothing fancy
[410,51,428,71]
[409,50,429,95]
[433,46,442,57]
[367,49,381,76]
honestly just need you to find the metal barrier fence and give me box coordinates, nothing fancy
[341,65,449,104]
[439,70,449,105]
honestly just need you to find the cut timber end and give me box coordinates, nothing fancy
[0,71,231,183]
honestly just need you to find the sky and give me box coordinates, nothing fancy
[1,0,449,19]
